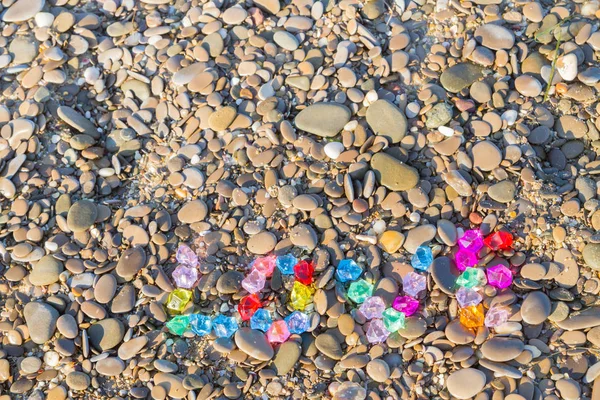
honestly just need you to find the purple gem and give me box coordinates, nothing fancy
[241,269,266,294]
[176,244,199,267]
[359,296,386,320]
[484,306,510,328]
[392,296,419,316]
[486,265,512,289]
[455,287,483,308]
[455,249,478,272]
[366,319,389,343]
[172,265,199,289]
[402,272,426,297]
[458,230,484,253]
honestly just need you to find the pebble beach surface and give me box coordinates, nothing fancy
[0,0,600,399]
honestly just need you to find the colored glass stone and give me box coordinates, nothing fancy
[176,244,198,267]
[382,308,406,332]
[294,260,315,285]
[285,311,310,334]
[459,304,485,329]
[172,265,199,289]
[456,268,487,289]
[366,319,390,343]
[484,231,513,251]
[458,230,484,253]
[347,279,373,304]
[267,320,290,343]
[455,249,478,272]
[402,272,426,297]
[485,306,510,328]
[166,289,193,314]
[392,296,419,316]
[238,294,262,321]
[277,254,297,275]
[212,315,238,338]
[290,281,313,311]
[166,315,189,335]
[455,287,483,308]
[336,259,362,282]
[486,264,513,289]
[359,296,386,320]
[241,269,266,294]
[189,314,212,336]
[411,246,433,271]
[252,255,277,277]
[250,309,272,332]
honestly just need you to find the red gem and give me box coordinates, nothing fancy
[238,294,261,321]
[294,260,314,285]
[483,231,513,251]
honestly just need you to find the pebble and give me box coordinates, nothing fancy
[66,372,90,391]
[447,368,486,399]
[24,302,59,344]
[272,341,301,375]
[366,359,390,382]
[366,100,407,143]
[2,0,45,22]
[474,24,515,50]
[481,337,525,362]
[315,333,343,360]
[521,292,551,325]
[440,63,484,92]
[370,153,419,191]
[234,328,274,361]
[294,103,351,137]
[29,255,63,286]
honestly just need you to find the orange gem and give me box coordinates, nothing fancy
[459,304,485,329]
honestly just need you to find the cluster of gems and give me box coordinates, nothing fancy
[164,228,514,343]
[165,246,315,342]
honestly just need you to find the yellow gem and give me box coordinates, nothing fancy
[459,304,485,329]
[379,231,404,253]
[166,289,193,314]
[290,281,314,311]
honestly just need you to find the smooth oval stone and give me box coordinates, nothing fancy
[111,284,136,314]
[177,200,208,224]
[397,317,427,339]
[520,263,547,281]
[67,200,98,232]
[273,31,299,51]
[370,153,419,191]
[272,341,302,375]
[556,307,600,331]
[474,24,515,50]
[2,0,45,22]
[294,103,351,137]
[445,319,475,344]
[247,231,277,254]
[56,314,78,339]
[472,140,502,171]
[24,302,59,344]
[583,243,600,270]
[57,106,99,138]
[366,99,407,144]
[94,274,117,304]
[481,337,525,362]
[118,336,148,360]
[66,372,90,391]
[116,247,146,278]
[447,368,486,399]
[521,291,551,325]
[153,373,188,399]
[315,333,343,360]
[289,223,318,250]
[488,181,517,203]
[216,271,244,294]
[430,257,460,295]
[95,357,125,376]
[440,63,484,93]
[234,328,274,361]
[404,224,436,253]
[88,319,125,351]
[30,255,64,286]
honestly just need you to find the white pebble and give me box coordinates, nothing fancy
[438,126,454,137]
[501,110,518,126]
[405,101,421,118]
[84,67,100,85]
[324,142,344,160]
[35,12,55,27]
[409,212,420,222]
[365,90,378,103]
[372,220,387,234]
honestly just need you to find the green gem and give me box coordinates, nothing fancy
[456,268,487,289]
[382,308,406,332]
[166,315,190,335]
[347,279,373,304]
[166,289,193,314]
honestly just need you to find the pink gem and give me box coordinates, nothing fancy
[392,296,419,316]
[172,265,199,289]
[455,287,482,308]
[486,265,512,289]
[458,230,484,253]
[402,272,426,297]
[252,255,277,277]
[176,244,199,267]
[484,306,510,328]
[359,296,386,320]
[242,269,266,294]
[266,320,290,343]
[366,319,390,343]
[455,249,478,272]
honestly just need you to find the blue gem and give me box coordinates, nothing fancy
[285,311,310,334]
[411,246,433,271]
[189,314,212,336]
[336,259,362,282]
[250,309,272,332]
[212,315,238,338]
[276,254,297,275]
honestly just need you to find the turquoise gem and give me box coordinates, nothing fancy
[411,246,433,271]
[277,254,297,275]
